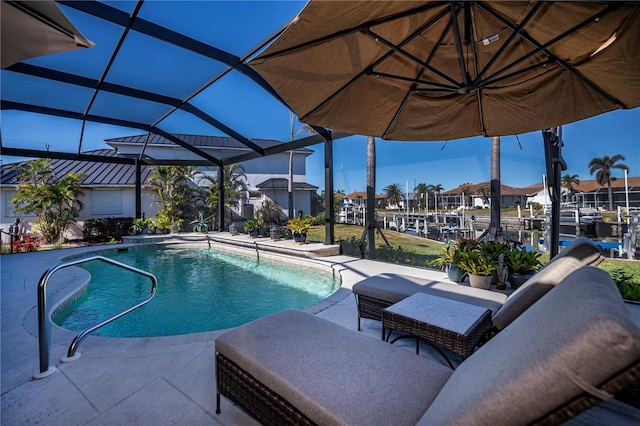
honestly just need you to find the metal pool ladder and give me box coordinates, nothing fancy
[34,255,157,379]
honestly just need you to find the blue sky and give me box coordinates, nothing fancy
[1,1,638,195]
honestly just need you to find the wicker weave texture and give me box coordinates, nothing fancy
[382,308,492,359]
[356,294,393,321]
[216,353,316,426]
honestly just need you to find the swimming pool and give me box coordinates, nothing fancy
[53,246,339,337]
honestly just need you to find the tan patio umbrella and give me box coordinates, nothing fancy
[1,0,94,69]
[249,1,640,255]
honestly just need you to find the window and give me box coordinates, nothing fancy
[91,189,122,215]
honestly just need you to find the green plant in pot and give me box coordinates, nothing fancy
[133,216,153,234]
[505,247,542,289]
[480,241,510,285]
[286,216,313,243]
[243,219,260,237]
[457,249,496,289]
[430,242,464,283]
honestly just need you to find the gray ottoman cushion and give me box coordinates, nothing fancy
[353,273,507,314]
[493,236,604,330]
[418,267,640,425]
[216,309,452,425]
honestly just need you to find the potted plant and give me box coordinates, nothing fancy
[480,241,510,285]
[430,243,465,283]
[505,247,542,289]
[244,219,260,237]
[286,216,313,243]
[133,216,153,234]
[431,239,479,283]
[457,250,496,289]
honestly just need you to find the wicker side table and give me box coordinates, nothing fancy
[382,292,492,368]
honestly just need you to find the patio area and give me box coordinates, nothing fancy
[1,241,639,425]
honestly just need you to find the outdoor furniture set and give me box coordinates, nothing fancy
[215,263,639,425]
[352,236,605,335]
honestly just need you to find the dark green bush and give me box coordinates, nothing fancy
[83,217,134,242]
[610,268,640,302]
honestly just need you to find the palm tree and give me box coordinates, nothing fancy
[476,185,490,208]
[198,164,247,229]
[414,183,429,212]
[289,114,316,219]
[561,173,580,202]
[459,185,471,208]
[383,183,404,209]
[146,165,197,230]
[430,183,444,212]
[11,158,84,245]
[588,155,629,211]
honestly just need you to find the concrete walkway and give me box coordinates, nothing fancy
[2,242,639,425]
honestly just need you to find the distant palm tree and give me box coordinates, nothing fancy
[588,154,629,211]
[476,185,490,207]
[430,183,444,211]
[561,173,580,202]
[383,183,404,209]
[289,114,316,218]
[414,182,429,212]
[459,185,471,208]
[199,164,247,228]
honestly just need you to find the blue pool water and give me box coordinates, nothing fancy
[54,247,339,337]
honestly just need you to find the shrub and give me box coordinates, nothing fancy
[84,217,134,242]
[610,268,640,301]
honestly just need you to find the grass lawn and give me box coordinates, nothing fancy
[307,224,640,298]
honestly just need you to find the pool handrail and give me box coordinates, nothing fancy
[35,255,157,379]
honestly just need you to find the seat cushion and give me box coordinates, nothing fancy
[353,273,507,314]
[418,267,640,425]
[216,309,452,426]
[492,236,604,330]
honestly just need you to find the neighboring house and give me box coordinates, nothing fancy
[1,134,317,241]
[106,134,318,219]
[441,182,541,209]
[1,149,158,241]
[524,177,640,211]
[343,191,387,208]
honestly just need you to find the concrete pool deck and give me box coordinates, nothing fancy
[2,241,640,425]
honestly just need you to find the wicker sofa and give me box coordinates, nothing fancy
[352,236,604,332]
[215,266,639,425]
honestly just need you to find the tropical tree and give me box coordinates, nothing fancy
[430,183,444,211]
[146,165,197,231]
[459,185,472,208]
[414,182,430,212]
[561,173,580,202]
[11,158,84,245]
[198,164,247,229]
[476,185,490,207]
[588,154,629,211]
[289,114,316,219]
[255,199,284,227]
[383,183,404,208]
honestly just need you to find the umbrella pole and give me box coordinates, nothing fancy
[543,127,567,258]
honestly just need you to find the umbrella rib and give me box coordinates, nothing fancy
[255,1,449,61]
[304,10,453,120]
[372,72,458,91]
[449,2,470,88]
[363,29,461,88]
[475,2,544,82]
[477,2,627,107]
[383,14,456,138]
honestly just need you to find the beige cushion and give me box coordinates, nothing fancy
[419,267,640,425]
[493,236,605,329]
[353,273,507,314]
[216,309,452,426]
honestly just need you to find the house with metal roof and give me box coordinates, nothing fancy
[1,135,318,240]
